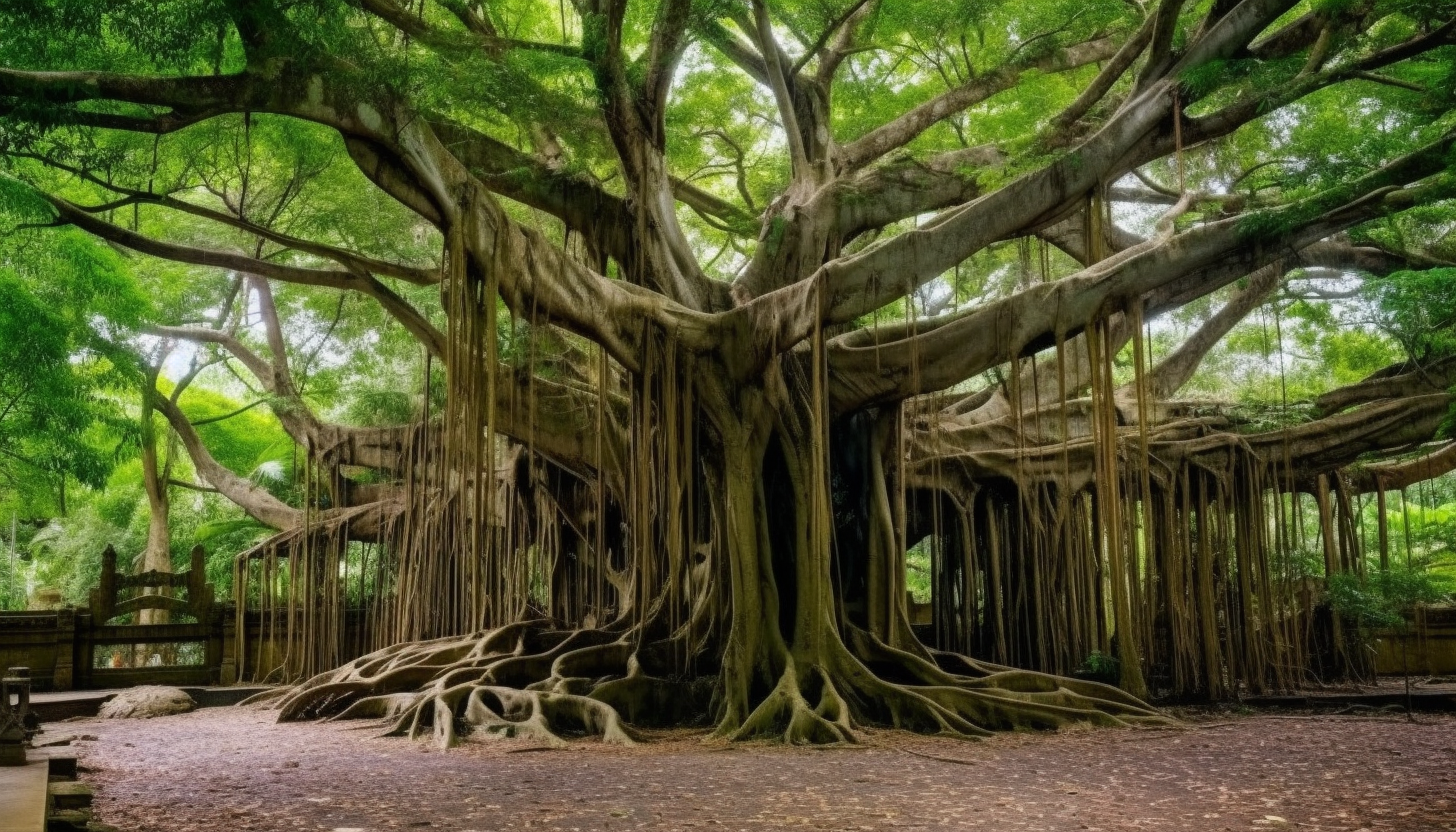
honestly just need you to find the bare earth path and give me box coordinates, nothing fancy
[57,708,1455,831]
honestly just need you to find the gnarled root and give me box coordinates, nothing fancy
[394,684,638,748]
[715,627,1171,745]
[723,661,856,744]
[265,620,1170,748]
[841,628,1170,735]
[266,621,696,748]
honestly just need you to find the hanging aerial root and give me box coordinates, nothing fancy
[388,682,639,748]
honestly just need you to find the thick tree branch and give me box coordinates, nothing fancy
[0,67,255,112]
[352,0,582,58]
[149,391,302,530]
[1350,442,1456,492]
[1126,265,1282,402]
[749,75,1192,354]
[825,132,1456,412]
[1133,0,1187,93]
[837,35,1122,173]
[397,118,722,370]
[751,0,814,181]
[152,321,623,481]
[1050,14,1158,132]
[31,158,438,285]
[43,193,446,355]
[788,0,1308,347]
[792,0,875,76]
[1314,355,1456,418]
[1127,19,1456,174]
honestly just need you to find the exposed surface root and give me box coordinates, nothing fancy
[846,630,1169,734]
[270,621,686,747]
[267,621,1171,747]
[724,662,857,744]
[398,684,637,748]
[714,629,1171,745]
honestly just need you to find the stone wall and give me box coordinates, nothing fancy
[0,611,75,689]
[1375,606,1456,676]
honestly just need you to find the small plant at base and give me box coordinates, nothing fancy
[1327,565,1454,718]
[1076,651,1121,686]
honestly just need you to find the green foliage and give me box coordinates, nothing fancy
[0,0,238,70]
[905,537,932,604]
[8,450,270,610]
[341,389,418,428]
[179,387,292,483]
[1179,289,1403,409]
[0,175,145,517]
[1076,650,1120,684]
[1326,566,1453,633]
[1363,268,1456,361]
[0,173,54,223]
[1280,545,1331,583]
[1180,59,1247,102]
[1364,483,1456,581]
[0,237,140,515]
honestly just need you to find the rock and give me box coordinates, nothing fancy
[97,686,196,719]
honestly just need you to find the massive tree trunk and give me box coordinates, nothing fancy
[263,343,1168,744]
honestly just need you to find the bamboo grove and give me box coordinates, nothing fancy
[3,0,1456,744]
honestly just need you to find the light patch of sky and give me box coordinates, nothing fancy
[251,459,287,484]
[671,42,780,273]
[673,44,781,153]
[1196,271,1381,401]
[1110,177,1166,238]
[681,219,751,281]
[853,45,918,95]
[1265,106,1299,148]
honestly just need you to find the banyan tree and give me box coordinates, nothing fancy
[2,0,1455,744]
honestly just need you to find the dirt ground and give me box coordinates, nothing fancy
[49,706,1456,831]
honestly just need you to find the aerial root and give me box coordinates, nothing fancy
[843,670,995,738]
[843,670,1169,736]
[237,686,292,707]
[333,692,422,721]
